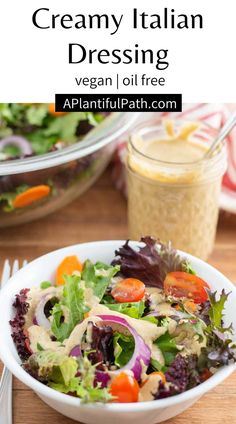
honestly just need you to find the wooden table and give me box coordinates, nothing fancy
[1,168,236,424]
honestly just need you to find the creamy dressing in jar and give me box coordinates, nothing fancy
[127,120,227,260]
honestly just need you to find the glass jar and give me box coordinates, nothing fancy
[127,120,227,260]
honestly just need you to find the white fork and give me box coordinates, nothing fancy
[0,259,27,424]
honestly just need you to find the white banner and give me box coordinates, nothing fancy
[0,0,235,102]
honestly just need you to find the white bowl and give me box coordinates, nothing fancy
[0,241,235,424]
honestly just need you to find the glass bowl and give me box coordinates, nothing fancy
[0,112,139,227]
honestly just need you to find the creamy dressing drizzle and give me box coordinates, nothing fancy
[28,325,64,353]
[87,304,166,353]
[24,286,63,329]
[139,374,162,402]
[25,280,206,376]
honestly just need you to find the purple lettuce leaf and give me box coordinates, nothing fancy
[154,354,201,399]
[197,290,236,369]
[199,330,236,369]
[154,382,179,399]
[10,288,32,360]
[112,237,187,288]
[87,323,114,369]
[197,300,211,325]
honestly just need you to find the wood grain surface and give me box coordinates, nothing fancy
[0,167,236,424]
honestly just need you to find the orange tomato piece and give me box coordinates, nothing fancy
[110,372,139,403]
[56,255,83,286]
[13,185,50,209]
[111,278,145,303]
[164,271,210,304]
[48,103,67,116]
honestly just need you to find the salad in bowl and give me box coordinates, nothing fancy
[0,108,138,227]
[0,104,108,219]
[10,237,236,405]
[0,103,107,161]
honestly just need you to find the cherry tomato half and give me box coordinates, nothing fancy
[111,278,145,303]
[110,372,139,403]
[164,271,210,304]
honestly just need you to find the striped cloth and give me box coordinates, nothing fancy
[112,104,236,213]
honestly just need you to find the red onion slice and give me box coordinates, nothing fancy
[0,136,33,156]
[34,292,57,330]
[69,345,82,358]
[95,370,110,388]
[98,314,151,381]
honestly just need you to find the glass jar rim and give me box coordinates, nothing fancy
[129,118,226,168]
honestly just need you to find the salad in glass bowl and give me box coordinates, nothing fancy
[0,106,138,227]
[0,103,107,161]
[10,237,236,404]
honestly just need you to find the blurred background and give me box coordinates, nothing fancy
[0,103,235,280]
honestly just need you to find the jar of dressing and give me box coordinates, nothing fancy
[127,120,227,260]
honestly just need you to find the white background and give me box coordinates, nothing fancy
[0,0,235,102]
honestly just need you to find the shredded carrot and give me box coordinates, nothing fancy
[183,299,197,313]
[174,304,181,311]
[48,103,67,116]
[13,185,51,209]
[56,255,83,286]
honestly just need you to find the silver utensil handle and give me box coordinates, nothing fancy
[206,110,236,158]
[0,367,12,424]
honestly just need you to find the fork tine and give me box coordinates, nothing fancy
[0,259,13,424]
[1,260,11,288]
[0,258,27,423]
[12,260,19,275]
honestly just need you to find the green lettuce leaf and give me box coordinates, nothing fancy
[50,377,112,402]
[208,290,230,330]
[150,358,167,372]
[27,130,57,155]
[44,112,87,142]
[24,350,78,385]
[2,144,21,157]
[51,274,89,342]
[155,332,178,366]
[26,104,48,126]
[24,351,112,403]
[182,261,196,275]
[113,331,134,367]
[49,355,113,403]
[0,103,26,125]
[105,301,145,319]
[141,316,159,325]
[40,281,52,290]
[82,260,120,301]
